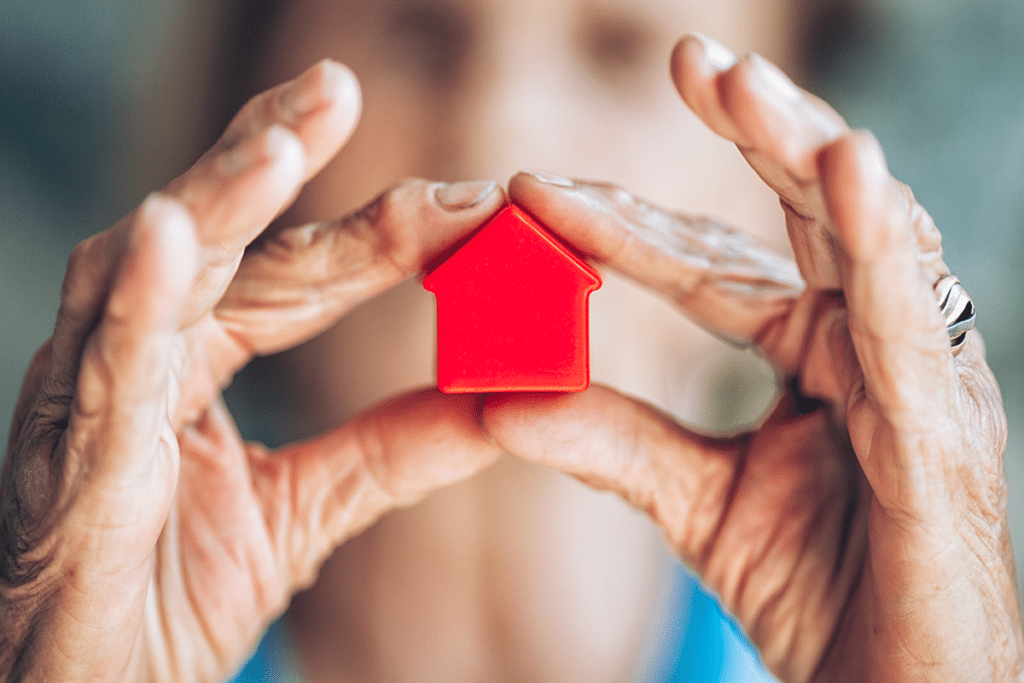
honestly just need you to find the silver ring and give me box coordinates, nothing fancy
[934,274,976,355]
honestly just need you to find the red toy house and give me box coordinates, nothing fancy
[423,204,602,393]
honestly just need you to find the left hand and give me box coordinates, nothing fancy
[482,33,1023,682]
[0,60,506,682]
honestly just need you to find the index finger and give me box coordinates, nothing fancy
[507,171,803,346]
[214,178,506,358]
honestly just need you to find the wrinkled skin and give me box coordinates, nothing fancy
[0,62,507,682]
[0,32,1021,683]
[485,37,1021,682]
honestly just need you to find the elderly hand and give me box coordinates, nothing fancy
[0,60,505,682]
[483,34,1023,682]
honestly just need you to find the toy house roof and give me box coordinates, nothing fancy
[423,204,600,291]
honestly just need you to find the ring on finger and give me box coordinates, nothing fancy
[934,273,976,355]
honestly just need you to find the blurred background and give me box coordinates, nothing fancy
[2,0,1024,675]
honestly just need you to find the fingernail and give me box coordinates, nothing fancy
[692,32,736,73]
[279,60,333,120]
[750,53,802,103]
[435,180,497,210]
[521,170,575,188]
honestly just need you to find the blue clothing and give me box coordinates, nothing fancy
[230,619,298,683]
[662,572,777,683]
[229,567,775,682]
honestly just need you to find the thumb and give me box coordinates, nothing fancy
[481,386,746,567]
[249,389,505,589]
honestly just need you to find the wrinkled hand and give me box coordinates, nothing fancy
[0,61,505,682]
[483,34,1023,682]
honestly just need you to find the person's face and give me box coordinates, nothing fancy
[257,0,796,428]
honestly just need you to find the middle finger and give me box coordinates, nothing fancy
[161,59,362,323]
[671,33,952,295]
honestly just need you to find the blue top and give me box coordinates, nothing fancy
[228,566,776,683]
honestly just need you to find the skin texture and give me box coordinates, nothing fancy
[1,61,508,682]
[0,22,1020,683]
[483,36,1023,681]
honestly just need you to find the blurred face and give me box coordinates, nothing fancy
[255,0,796,430]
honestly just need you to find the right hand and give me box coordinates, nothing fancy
[482,35,1022,682]
[0,60,505,682]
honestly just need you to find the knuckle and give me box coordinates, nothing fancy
[10,386,73,470]
[75,342,116,420]
[83,326,163,412]
[991,407,1009,456]
[0,457,61,676]
[356,179,430,276]
[354,416,400,503]
[136,191,193,230]
[910,202,944,259]
[63,239,91,288]
[219,90,268,152]
[59,234,104,315]
[27,395,73,439]
[368,183,403,228]
[373,177,427,219]
[2,424,66,590]
[977,377,1008,458]
[0,511,57,589]
[955,353,1007,457]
